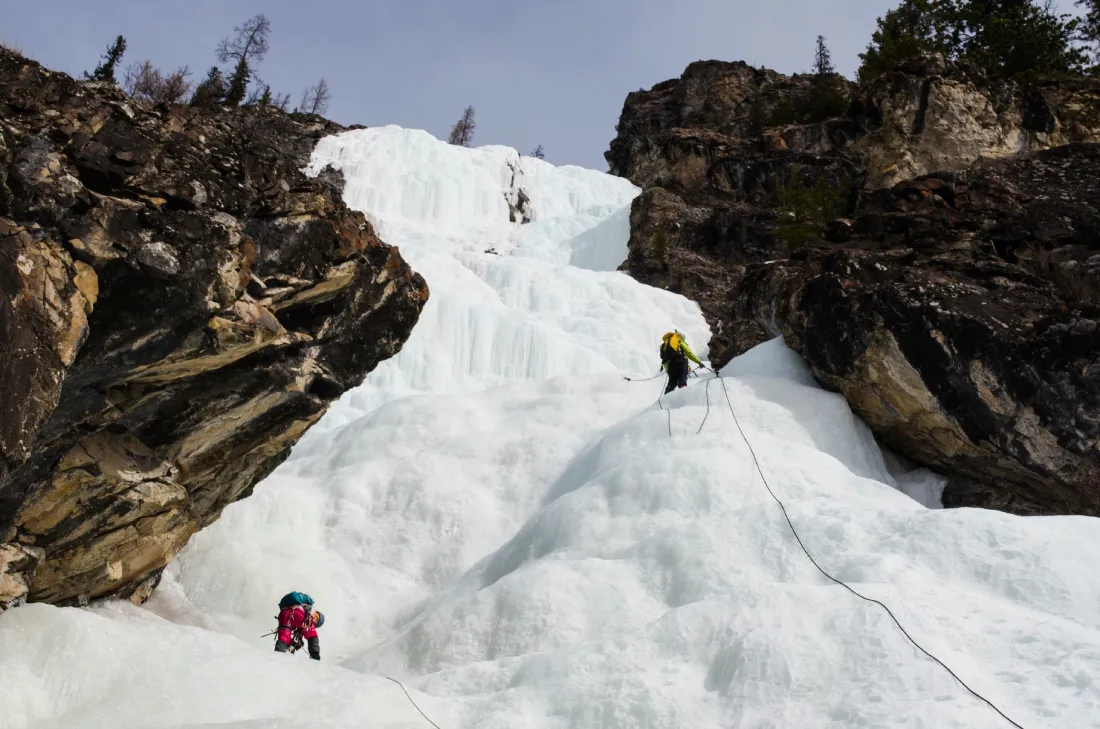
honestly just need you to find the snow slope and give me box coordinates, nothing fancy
[1,125,1098,729]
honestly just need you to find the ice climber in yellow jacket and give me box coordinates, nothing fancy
[660,331,702,394]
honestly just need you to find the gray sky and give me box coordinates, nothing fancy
[4,1,900,169]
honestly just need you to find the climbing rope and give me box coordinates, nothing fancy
[384,675,445,729]
[625,366,717,439]
[266,366,1020,729]
[695,372,715,435]
[621,372,665,383]
[656,374,672,438]
[713,374,1027,729]
[260,631,444,727]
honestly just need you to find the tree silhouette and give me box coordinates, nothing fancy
[191,67,228,107]
[87,35,127,84]
[123,61,193,105]
[813,35,835,76]
[217,14,271,107]
[1078,0,1100,69]
[858,0,1086,82]
[299,78,331,115]
[805,35,848,121]
[448,106,476,146]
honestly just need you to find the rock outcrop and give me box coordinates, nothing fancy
[0,51,428,608]
[607,55,1100,516]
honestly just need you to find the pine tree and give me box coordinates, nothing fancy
[1081,0,1100,70]
[448,106,476,147]
[805,35,848,122]
[216,14,271,107]
[259,86,273,107]
[86,35,127,84]
[531,145,545,159]
[813,35,835,76]
[858,0,1086,82]
[960,0,1086,80]
[191,66,228,107]
[225,58,251,107]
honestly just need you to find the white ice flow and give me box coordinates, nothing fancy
[2,125,1098,729]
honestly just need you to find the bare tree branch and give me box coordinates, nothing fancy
[218,14,272,107]
[244,77,268,106]
[123,61,193,105]
[299,78,331,115]
[216,14,271,64]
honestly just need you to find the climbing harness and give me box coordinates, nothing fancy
[262,625,305,653]
[711,374,1027,729]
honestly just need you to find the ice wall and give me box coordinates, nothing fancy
[3,125,1096,729]
[294,126,705,431]
[171,125,713,653]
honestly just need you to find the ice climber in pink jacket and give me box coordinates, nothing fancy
[274,591,324,660]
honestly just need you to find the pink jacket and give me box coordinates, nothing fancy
[276,605,318,644]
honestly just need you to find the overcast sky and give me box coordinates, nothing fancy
[5,0,903,169]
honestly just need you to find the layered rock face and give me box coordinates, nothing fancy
[608,55,1100,516]
[0,51,428,608]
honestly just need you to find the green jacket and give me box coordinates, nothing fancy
[661,336,701,370]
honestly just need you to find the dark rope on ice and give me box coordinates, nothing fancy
[384,675,445,729]
[622,370,673,437]
[695,373,714,435]
[621,371,665,382]
[657,373,672,438]
[714,374,1027,729]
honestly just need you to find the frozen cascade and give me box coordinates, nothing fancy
[0,125,1097,729]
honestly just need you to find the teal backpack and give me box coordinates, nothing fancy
[278,591,313,610]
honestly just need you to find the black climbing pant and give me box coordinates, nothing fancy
[274,636,320,660]
[664,357,689,394]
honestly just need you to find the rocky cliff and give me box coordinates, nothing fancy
[0,50,428,609]
[608,55,1100,516]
